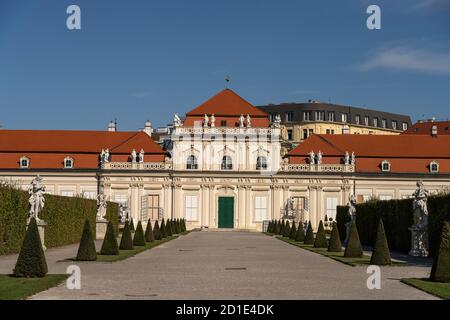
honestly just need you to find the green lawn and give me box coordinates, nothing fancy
[0,274,68,300]
[401,278,450,300]
[274,235,405,267]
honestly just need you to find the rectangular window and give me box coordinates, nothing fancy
[355,115,360,125]
[254,196,268,222]
[328,112,335,122]
[402,122,408,131]
[325,197,338,220]
[303,129,308,140]
[82,190,96,199]
[287,129,293,141]
[185,195,198,221]
[147,194,160,221]
[286,112,294,122]
[392,120,398,130]
[303,112,311,121]
[341,113,348,123]
[61,190,74,197]
[373,118,378,127]
[382,119,387,128]
[315,111,324,121]
[326,129,335,134]
[364,116,369,126]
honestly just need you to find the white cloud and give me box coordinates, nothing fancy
[361,46,450,75]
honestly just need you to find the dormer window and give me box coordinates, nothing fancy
[381,160,391,172]
[256,156,268,170]
[430,161,439,173]
[64,157,74,169]
[20,156,30,168]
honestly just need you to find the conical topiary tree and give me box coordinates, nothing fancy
[283,221,291,238]
[75,219,97,261]
[370,218,391,265]
[100,221,119,255]
[430,221,450,282]
[145,219,155,242]
[344,221,363,258]
[153,220,162,240]
[275,220,281,235]
[177,219,182,233]
[304,221,315,244]
[313,220,328,248]
[295,223,305,242]
[166,219,173,237]
[183,218,187,232]
[327,222,342,252]
[133,221,146,246]
[160,219,167,238]
[280,220,286,236]
[289,221,297,240]
[129,218,135,232]
[13,218,48,277]
[119,220,133,250]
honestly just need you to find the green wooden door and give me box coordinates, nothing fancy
[218,197,234,228]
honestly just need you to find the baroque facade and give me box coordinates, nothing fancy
[0,89,449,231]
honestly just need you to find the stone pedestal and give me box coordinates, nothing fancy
[344,222,351,244]
[28,219,47,251]
[408,226,429,257]
[96,219,108,240]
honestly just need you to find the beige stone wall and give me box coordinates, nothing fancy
[281,122,401,144]
[2,170,450,232]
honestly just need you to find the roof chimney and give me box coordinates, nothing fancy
[143,120,152,136]
[431,124,438,137]
[107,120,117,132]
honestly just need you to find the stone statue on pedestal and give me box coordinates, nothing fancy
[409,181,430,257]
[139,149,145,163]
[203,114,209,127]
[350,152,356,165]
[96,193,107,221]
[173,113,182,127]
[131,149,137,163]
[246,114,251,128]
[119,202,128,223]
[28,175,46,223]
[344,151,350,165]
[309,151,315,165]
[316,151,323,165]
[239,114,245,128]
[210,114,216,127]
[272,114,281,128]
[345,194,357,243]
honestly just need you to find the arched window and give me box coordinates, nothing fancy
[381,160,390,172]
[221,155,233,170]
[64,157,74,169]
[430,161,439,173]
[256,156,267,170]
[20,156,30,168]
[186,155,198,170]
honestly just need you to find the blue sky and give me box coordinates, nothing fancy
[1,0,450,130]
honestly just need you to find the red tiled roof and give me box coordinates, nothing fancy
[287,134,450,173]
[0,130,166,169]
[403,121,450,135]
[184,89,269,127]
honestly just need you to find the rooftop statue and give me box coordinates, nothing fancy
[131,149,137,163]
[246,114,251,128]
[139,149,145,163]
[173,113,182,127]
[309,151,315,165]
[239,114,245,128]
[316,151,323,165]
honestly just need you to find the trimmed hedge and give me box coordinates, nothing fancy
[0,184,119,255]
[336,194,450,257]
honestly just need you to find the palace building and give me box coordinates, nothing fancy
[0,89,449,231]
